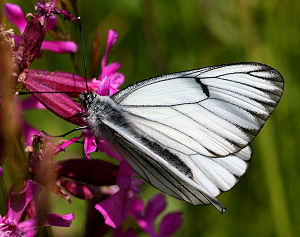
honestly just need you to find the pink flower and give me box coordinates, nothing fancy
[21,72,86,126]
[27,132,119,201]
[4,2,77,54]
[54,158,119,200]
[63,30,124,158]
[158,212,183,237]
[11,14,182,236]
[0,180,74,237]
[130,194,183,237]
[110,194,183,237]
[95,162,143,228]
[23,29,124,158]
[3,2,77,146]
[98,30,125,96]
[4,1,77,72]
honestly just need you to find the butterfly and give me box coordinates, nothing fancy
[79,62,284,213]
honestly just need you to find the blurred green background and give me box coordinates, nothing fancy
[2,0,300,236]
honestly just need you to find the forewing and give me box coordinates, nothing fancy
[112,62,284,157]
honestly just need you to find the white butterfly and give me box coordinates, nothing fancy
[79,62,284,213]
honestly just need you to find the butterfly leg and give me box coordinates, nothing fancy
[66,111,89,120]
[42,126,89,138]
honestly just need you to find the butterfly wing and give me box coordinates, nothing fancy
[112,62,284,157]
[102,117,252,213]
[108,62,283,212]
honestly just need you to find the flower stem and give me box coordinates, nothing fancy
[0,175,8,201]
[46,226,54,237]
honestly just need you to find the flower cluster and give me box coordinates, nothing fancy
[0,1,183,236]
[0,180,74,237]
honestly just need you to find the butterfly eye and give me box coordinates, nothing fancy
[79,92,88,108]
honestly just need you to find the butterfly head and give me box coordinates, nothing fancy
[79,91,97,110]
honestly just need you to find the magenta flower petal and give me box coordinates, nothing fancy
[55,136,83,154]
[98,140,123,162]
[99,66,124,95]
[0,167,3,176]
[22,73,86,126]
[44,213,75,227]
[1,181,74,235]
[158,212,183,236]
[84,132,97,159]
[25,198,38,219]
[129,194,183,237]
[18,213,74,232]
[130,198,144,221]
[95,189,133,228]
[116,162,135,189]
[94,162,142,228]
[101,30,118,69]
[4,3,27,33]
[96,30,125,97]
[27,70,99,96]
[108,87,119,96]
[25,230,36,237]
[55,159,118,186]
[21,96,45,110]
[41,40,78,53]
[110,72,125,89]
[96,76,111,95]
[100,62,121,79]
[47,16,57,30]
[107,30,119,49]
[144,194,166,223]
[59,178,94,199]
[105,62,121,74]
[16,217,38,237]
[6,180,40,224]
[130,195,166,236]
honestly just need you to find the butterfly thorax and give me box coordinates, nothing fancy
[79,91,97,110]
[81,93,132,141]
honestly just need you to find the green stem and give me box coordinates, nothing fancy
[0,175,8,201]
[46,226,54,237]
[256,122,293,237]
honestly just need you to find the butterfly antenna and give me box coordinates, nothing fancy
[78,17,89,93]
[16,91,78,95]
